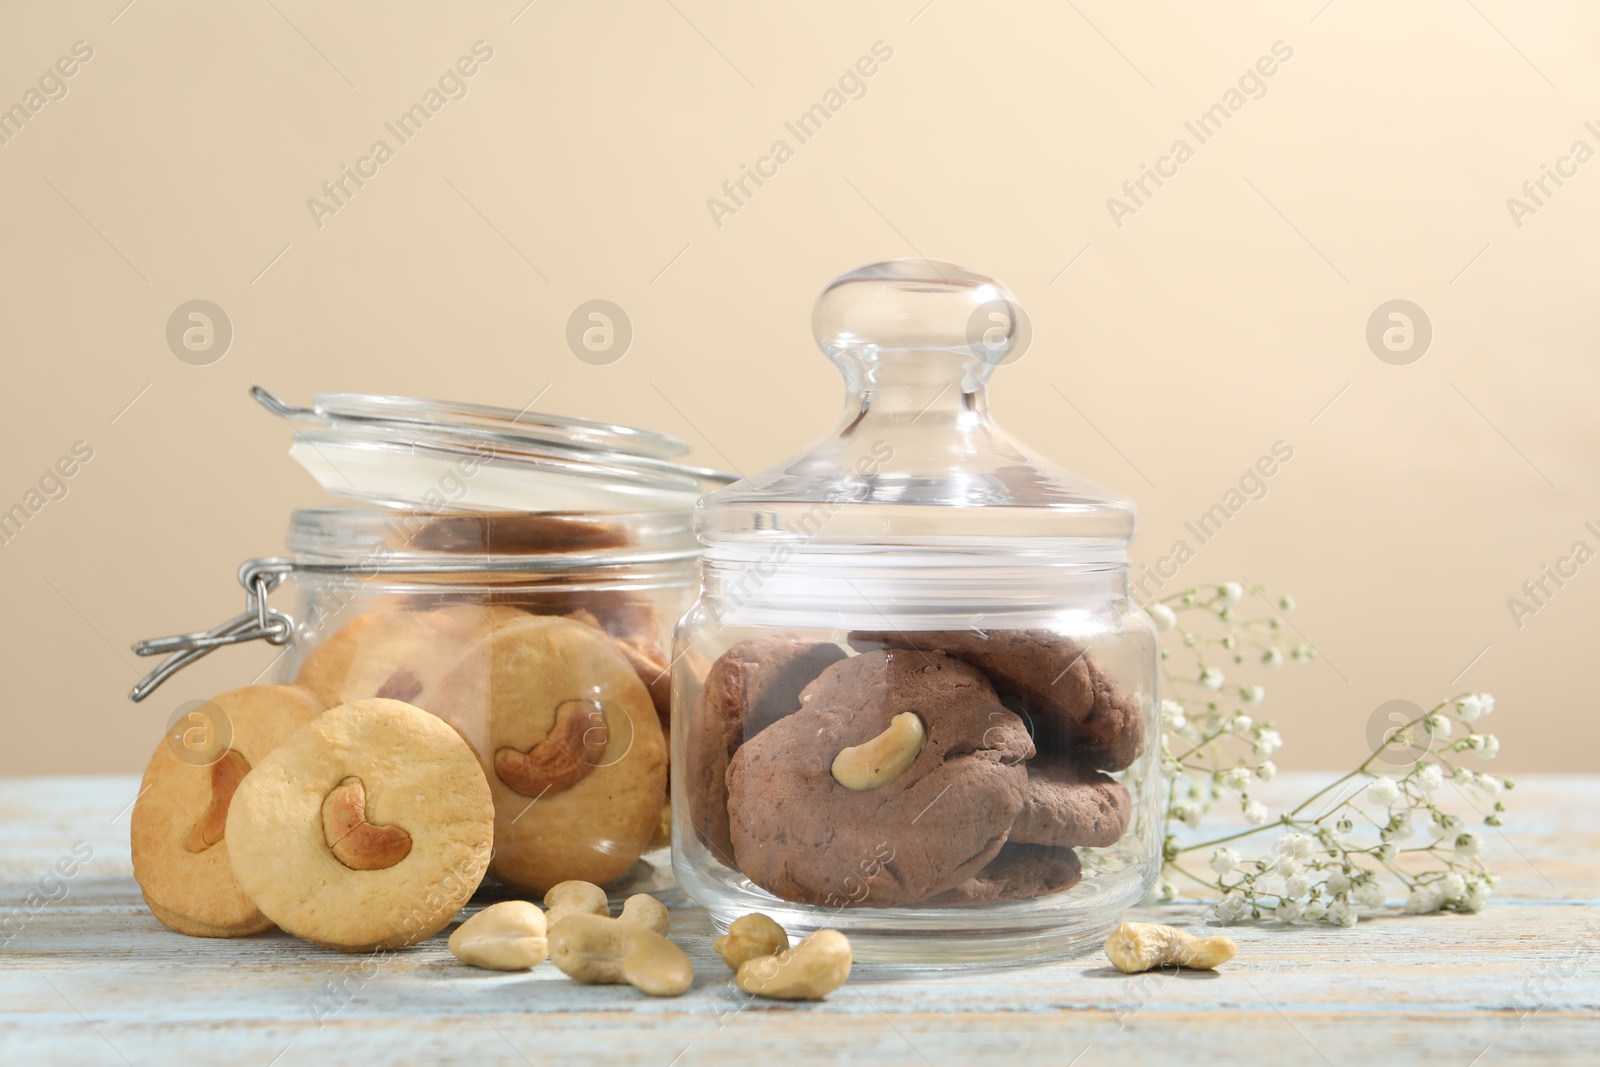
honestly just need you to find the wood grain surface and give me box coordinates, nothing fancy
[1,774,1594,1066]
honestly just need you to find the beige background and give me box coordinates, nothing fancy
[1,1,1595,775]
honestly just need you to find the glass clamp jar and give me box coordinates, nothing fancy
[672,261,1160,965]
[132,388,734,900]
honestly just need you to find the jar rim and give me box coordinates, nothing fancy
[286,506,702,570]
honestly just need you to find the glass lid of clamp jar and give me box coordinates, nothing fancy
[672,260,1160,965]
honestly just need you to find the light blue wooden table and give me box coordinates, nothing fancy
[1,775,1594,1065]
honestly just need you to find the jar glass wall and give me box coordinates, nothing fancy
[274,508,697,898]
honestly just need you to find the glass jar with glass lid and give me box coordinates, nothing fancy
[672,261,1159,963]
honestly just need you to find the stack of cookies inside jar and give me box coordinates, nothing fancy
[686,627,1145,908]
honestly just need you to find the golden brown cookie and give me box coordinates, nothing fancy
[428,615,667,894]
[564,608,672,737]
[225,698,494,952]
[131,684,326,937]
[294,604,525,710]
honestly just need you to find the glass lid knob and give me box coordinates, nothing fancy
[811,259,1026,372]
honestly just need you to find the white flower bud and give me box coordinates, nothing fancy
[1210,847,1241,877]
[1147,603,1177,631]
[1217,582,1243,606]
[1364,776,1400,806]
[1261,648,1285,669]
[1326,901,1358,927]
[1243,800,1269,826]
[1277,900,1306,923]
[1354,880,1386,908]
[1200,666,1225,690]
[1256,760,1277,782]
[1453,832,1483,860]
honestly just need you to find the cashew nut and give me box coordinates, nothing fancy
[735,929,852,1000]
[1103,922,1237,973]
[714,913,789,971]
[320,776,413,871]
[618,893,669,935]
[185,750,251,853]
[830,713,925,791]
[448,901,548,971]
[495,699,609,797]
[543,880,610,927]
[547,913,693,996]
[375,668,423,703]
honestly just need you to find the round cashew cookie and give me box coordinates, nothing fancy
[686,635,849,865]
[225,699,494,952]
[726,649,1033,907]
[294,604,527,711]
[930,843,1083,905]
[848,629,1145,771]
[428,615,666,894]
[131,684,326,937]
[1010,755,1133,849]
[564,608,673,738]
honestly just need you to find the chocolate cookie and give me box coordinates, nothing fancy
[685,635,848,864]
[726,649,1033,907]
[930,843,1082,905]
[1009,755,1132,848]
[848,629,1145,771]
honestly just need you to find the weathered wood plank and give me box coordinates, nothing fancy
[1,775,1596,1065]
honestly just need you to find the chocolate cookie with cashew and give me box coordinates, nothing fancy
[428,614,666,893]
[847,629,1146,772]
[685,635,849,865]
[725,649,1034,907]
[224,698,494,952]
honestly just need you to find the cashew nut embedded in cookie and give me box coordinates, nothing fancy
[1103,921,1237,973]
[543,880,610,927]
[185,750,251,853]
[321,776,413,871]
[547,913,693,996]
[494,699,609,797]
[735,929,852,1000]
[714,913,789,971]
[449,901,549,971]
[618,893,669,935]
[830,712,926,791]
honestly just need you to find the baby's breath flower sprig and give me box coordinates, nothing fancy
[1146,583,1508,928]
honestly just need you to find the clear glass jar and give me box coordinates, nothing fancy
[671,261,1160,964]
[132,390,732,898]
